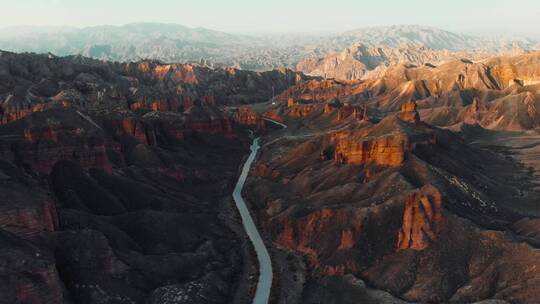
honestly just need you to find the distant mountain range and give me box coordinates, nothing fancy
[0,23,539,72]
[295,42,530,80]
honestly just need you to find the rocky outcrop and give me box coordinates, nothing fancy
[277,79,366,104]
[112,116,157,145]
[232,106,266,128]
[273,207,369,275]
[397,184,444,250]
[278,51,540,132]
[333,133,410,166]
[353,106,370,121]
[0,100,245,176]
[286,103,320,118]
[33,129,248,304]
[287,97,296,107]
[184,105,234,136]
[454,62,500,90]
[0,111,113,175]
[454,92,540,131]
[0,51,264,304]
[398,100,421,124]
[332,117,435,167]
[297,42,490,80]
[0,161,59,241]
[323,100,338,113]
[234,49,540,304]
[336,102,353,121]
[249,110,540,303]
[15,135,111,175]
[128,97,186,112]
[0,96,65,125]
[0,51,311,127]
[336,102,369,121]
[0,160,64,304]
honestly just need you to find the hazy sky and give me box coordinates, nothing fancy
[3,0,540,34]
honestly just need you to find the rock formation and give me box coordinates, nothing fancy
[397,184,444,250]
[398,100,421,124]
[232,106,266,128]
[296,42,493,80]
[352,105,370,121]
[4,45,540,304]
[0,50,310,127]
[334,133,410,166]
[247,86,540,302]
[0,51,279,304]
[332,116,435,166]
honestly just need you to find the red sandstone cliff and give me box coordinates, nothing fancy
[397,184,444,250]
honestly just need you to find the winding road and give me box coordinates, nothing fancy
[232,118,287,304]
[262,117,287,129]
[232,137,273,304]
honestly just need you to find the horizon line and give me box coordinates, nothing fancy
[0,22,529,37]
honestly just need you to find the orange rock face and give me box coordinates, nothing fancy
[278,79,367,104]
[397,184,444,250]
[462,96,487,124]
[353,106,370,121]
[398,100,421,124]
[337,103,353,121]
[336,103,369,121]
[1,98,68,125]
[324,103,335,113]
[274,208,364,272]
[330,112,435,167]
[116,117,157,145]
[287,97,296,107]
[286,103,320,118]
[333,132,410,166]
[233,107,266,128]
[338,229,356,250]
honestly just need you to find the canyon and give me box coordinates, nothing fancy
[245,50,540,303]
[0,50,294,304]
[2,38,540,304]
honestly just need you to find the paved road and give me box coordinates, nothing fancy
[231,118,289,303]
[232,137,273,304]
[262,117,287,129]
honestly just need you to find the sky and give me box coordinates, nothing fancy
[2,0,540,34]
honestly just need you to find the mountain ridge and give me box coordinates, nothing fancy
[2,23,539,71]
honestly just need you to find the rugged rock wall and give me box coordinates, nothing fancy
[296,42,492,80]
[0,51,276,304]
[247,102,540,303]
[397,184,444,250]
[0,51,311,126]
[232,106,266,128]
[333,132,411,166]
[275,51,540,132]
